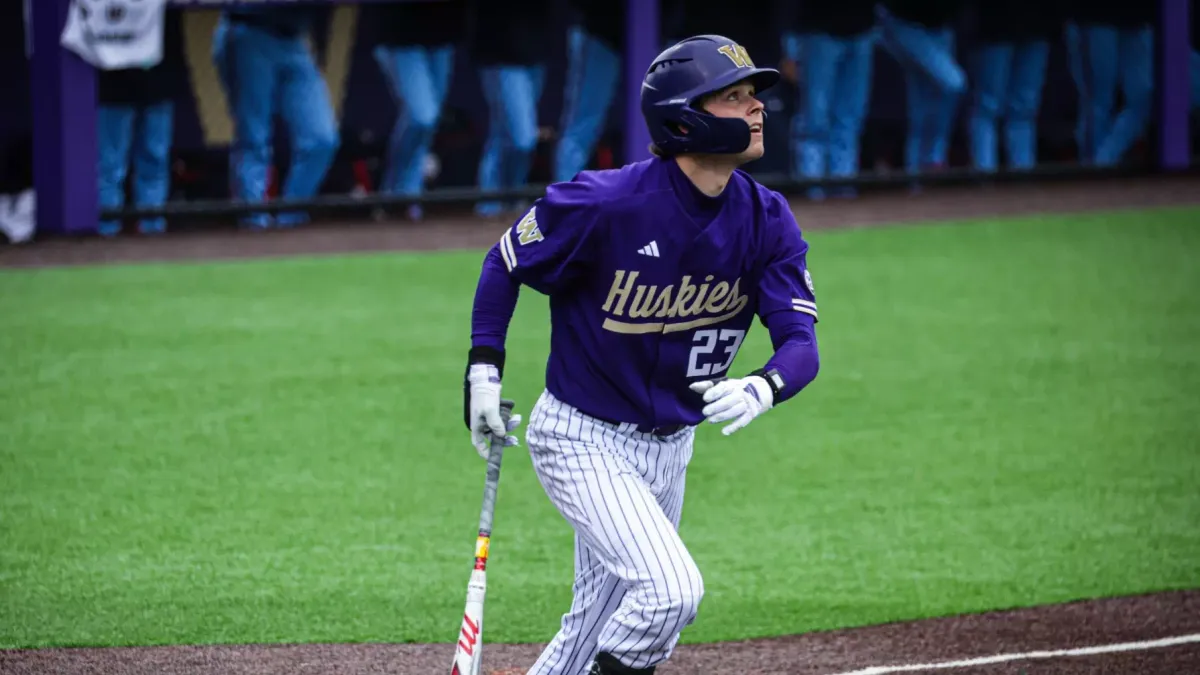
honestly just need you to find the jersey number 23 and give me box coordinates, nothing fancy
[686,329,746,378]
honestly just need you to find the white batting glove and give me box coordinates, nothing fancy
[467,364,522,458]
[689,376,774,436]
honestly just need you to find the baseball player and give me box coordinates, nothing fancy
[463,35,821,675]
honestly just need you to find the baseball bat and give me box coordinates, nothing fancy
[450,399,515,675]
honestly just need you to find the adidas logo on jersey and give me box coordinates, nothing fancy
[637,241,661,257]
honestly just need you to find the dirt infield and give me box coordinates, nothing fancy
[1,177,1198,673]
[1,590,1197,674]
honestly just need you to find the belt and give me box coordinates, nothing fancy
[642,423,686,437]
[590,413,687,438]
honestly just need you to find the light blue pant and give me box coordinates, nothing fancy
[968,40,1050,172]
[877,6,966,173]
[212,18,340,227]
[97,101,174,236]
[1065,23,1154,166]
[555,26,621,182]
[782,30,876,196]
[373,44,454,197]
[476,64,545,217]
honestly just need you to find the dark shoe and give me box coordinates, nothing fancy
[589,652,656,674]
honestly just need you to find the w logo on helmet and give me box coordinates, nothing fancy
[717,44,755,69]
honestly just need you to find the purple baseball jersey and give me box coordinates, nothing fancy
[473,157,819,428]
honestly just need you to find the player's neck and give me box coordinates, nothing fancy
[673,156,736,198]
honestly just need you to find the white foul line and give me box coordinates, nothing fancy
[829,633,1200,675]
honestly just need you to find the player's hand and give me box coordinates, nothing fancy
[466,364,522,458]
[689,376,774,436]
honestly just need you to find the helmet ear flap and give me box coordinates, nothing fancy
[680,106,752,154]
[653,103,753,156]
[664,120,690,137]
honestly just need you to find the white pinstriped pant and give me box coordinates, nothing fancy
[525,390,704,674]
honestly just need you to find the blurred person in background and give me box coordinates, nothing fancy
[780,0,878,200]
[966,0,1061,173]
[212,4,340,229]
[470,0,553,219]
[876,0,967,177]
[370,0,465,222]
[0,0,33,244]
[1064,3,1156,166]
[553,0,623,183]
[96,8,185,237]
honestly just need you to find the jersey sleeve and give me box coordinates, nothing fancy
[756,194,818,323]
[495,180,601,295]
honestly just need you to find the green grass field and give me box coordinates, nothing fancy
[1,208,1198,650]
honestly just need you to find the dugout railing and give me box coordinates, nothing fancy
[23,0,1197,233]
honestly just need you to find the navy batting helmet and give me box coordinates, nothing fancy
[641,35,780,156]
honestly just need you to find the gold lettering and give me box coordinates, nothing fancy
[724,278,749,316]
[628,285,659,319]
[672,276,699,317]
[603,301,746,334]
[601,273,751,334]
[684,275,714,316]
[704,281,731,313]
[739,45,755,68]
[602,271,639,316]
[602,318,667,334]
[663,297,747,332]
[717,44,754,69]
[516,210,544,245]
[650,285,675,318]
